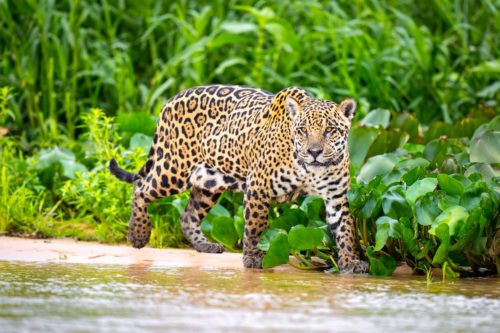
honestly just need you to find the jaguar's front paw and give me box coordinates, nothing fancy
[243,254,264,268]
[339,257,370,273]
[128,232,150,249]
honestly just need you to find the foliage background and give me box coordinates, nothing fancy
[0,0,499,275]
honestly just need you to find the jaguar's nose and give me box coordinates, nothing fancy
[307,147,323,159]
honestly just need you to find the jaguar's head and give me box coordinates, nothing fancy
[286,96,356,168]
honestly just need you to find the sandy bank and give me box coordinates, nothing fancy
[0,236,415,275]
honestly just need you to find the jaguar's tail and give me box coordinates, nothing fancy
[109,158,137,184]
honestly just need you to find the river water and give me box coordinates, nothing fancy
[0,261,499,332]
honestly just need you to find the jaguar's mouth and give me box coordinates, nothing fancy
[308,161,323,166]
[299,153,344,169]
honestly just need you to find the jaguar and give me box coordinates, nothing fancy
[110,84,369,273]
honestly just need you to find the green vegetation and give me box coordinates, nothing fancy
[0,1,499,276]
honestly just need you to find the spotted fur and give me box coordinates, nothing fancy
[110,85,369,273]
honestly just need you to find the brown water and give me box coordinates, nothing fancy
[0,261,499,333]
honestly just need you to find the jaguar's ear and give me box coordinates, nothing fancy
[339,98,356,122]
[285,97,300,120]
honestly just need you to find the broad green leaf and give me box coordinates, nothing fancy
[375,216,400,237]
[364,129,409,161]
[399,223,419,257]
[359,109,391,128]
[425,121,453,142]
[391,112,420,142]
[470,130,500,164]
[60,160,87,179]
[374,223,390,251]
[465,163,500,181]
[429,206,469,236]
[288,225,324,251]
[348,126,379,170]
[432,223,450,264]
[367,246,397,276]
[262,233,290,269]
[270,209,308,232]
[382,190,409,219]
[359,196,382,219]
[460,187,484,212]
[401,166,427,186]
[437,174,464,196]
[405,178,437,205]
[414,194,441,226]
[299,196,325,222]
[234,205,245,239]
[452,118,487,139]
[211,216,238,249]
[34,147,75,170]
[358,153,399,183]
[207,203,231,219]
[258,228,285,251]
[129,133,153,152]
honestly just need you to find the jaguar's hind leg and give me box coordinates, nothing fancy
[181,187,224,253]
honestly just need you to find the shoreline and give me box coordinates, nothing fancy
[0,236,417,275]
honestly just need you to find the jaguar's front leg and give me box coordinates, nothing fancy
[242,187,270,268]
[325,195,369,273]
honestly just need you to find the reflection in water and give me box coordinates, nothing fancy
[0,261,499,332]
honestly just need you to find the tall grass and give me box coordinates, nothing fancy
[0,0,499,147]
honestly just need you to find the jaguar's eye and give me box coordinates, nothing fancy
[325,127,334,133]
[298,127,308,135]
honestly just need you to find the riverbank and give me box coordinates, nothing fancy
[0,236,420,275]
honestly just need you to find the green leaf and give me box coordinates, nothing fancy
[34,147,76,170]
[460,187,484,212]
[348,126,379,170]
[262,233,290,269]
[210,216,239,250]
[358,153,399,183]
[429,206,469,237]
[258,228,285,251]
[206,203,231,220]
[270,209,308,232]
[391,112,420,142]
[414,193,441,226]
[359,109,391,128]
[375,216,400,238]
[234,205,245,240]
[364,129,409,161]
[425,121,453,142]
[288,225,324,251]
[405,178,437,205]
[359,195,382,219]
[129,133,153,152]
[382,190,410,219]
[470,130,500,164]
[465,163,500,181]
[399,222,419,257]
[366,246,397,276]
[432,223,451,264]
[402,166,427,186]
[437,174,465,196]
[374,223,390,251]
[299,196,325,222]
[60,160,87,179]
